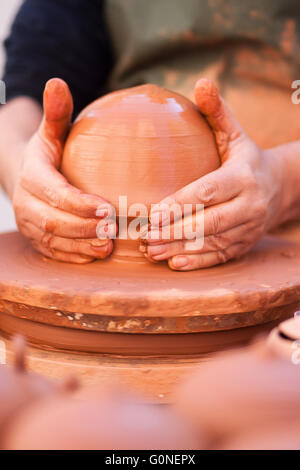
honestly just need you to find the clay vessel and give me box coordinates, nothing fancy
[0,337,57,447]
[5,391,201,450]
[174,346,300,441]
[267,316,300,361]
[61,84,220,260]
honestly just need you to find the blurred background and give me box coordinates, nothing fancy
[0,0,21,233]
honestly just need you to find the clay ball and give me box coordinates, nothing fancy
[61,84,220,213]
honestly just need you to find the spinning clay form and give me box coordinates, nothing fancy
[61,84,220,259]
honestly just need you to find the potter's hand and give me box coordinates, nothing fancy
[13,78,115,263]
[145,79,284,270]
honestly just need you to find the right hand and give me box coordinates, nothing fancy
[13,78,116,263]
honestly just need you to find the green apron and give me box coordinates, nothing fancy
[105,0,300,147]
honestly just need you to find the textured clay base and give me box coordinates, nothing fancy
[0,318,288,403]
[1,232,300,337]
[0,231,299,398]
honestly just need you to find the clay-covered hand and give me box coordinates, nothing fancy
[145,79,284,270]
[12,79,115,263]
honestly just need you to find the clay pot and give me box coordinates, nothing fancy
[174,346,300,441]
[267,316,300,361]
[0,337,57,447]
[5,391,201,450]
[61,84,219,259]
[0,366,55,431]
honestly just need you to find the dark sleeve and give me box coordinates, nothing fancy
[2,0,113,116]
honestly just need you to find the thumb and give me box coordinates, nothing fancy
[39,78,73,145]
[194,78,245,159]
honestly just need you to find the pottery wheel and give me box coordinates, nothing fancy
[0,231,300,356]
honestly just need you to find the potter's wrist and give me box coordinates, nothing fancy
[262,147,289,228]
[3,142,26,199]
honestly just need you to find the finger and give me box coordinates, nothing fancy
[150,164,243,227]
[145,223,255,261]
[21,156,115,219]
[20,220,113,259]
[147,197,247,244]
[168,242,250,271]
[31,241,95,264]
[40,78,73,148]
[16,190,105,239]
[194,78,245,154]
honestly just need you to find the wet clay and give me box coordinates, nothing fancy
[61,84,220,259]
[0,232,299,334]
[62,84,219,211]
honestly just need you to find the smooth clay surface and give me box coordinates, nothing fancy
[62,84,219,212]
[61,84,220,260]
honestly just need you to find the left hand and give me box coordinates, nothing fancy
[142,79,285,271]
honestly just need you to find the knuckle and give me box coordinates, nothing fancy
[81,219,97,238]
[40,214,56,233]
[197,181,217,204]
[253,200,267,219]
[215,130,230,154]
[208,210,222,234]
[216,248,231,264]
[12,187,23,212]
[43,185,61,208]
[40,232,54,249]
[49,183,75,209]
[19,172,29,189]
[208,233,228,251]
[17,220,30,238]
[241,168,256,189]
[12,199,22,215]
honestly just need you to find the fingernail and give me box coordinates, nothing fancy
[96,205,113,218]
[148,245,166,257]
[90,239,110,247]
[91,241,111,254]
[150,209,170,226]
[171,256,189,268]
[96,220,117,239]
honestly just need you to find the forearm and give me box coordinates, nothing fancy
[0,97,42,198]
[264,140,300,226]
